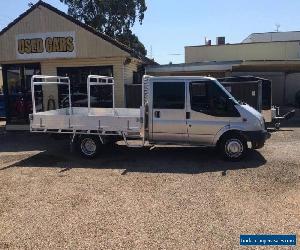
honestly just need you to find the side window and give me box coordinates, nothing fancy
[190,81,240,117]
[190,82,209,112]
[153,82,185,109]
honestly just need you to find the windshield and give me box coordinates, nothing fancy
[213,79,239,105]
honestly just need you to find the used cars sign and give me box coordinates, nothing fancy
[16,31,76,59]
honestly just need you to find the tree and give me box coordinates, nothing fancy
[59,0,147,57]
[116,29,147,57]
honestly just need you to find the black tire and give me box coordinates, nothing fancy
[77,135,101,159]
[219,133,248,161]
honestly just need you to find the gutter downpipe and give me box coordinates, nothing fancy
[122,58,126,108]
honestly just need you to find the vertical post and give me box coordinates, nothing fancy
[141,76,145,145]
[87,75,91,115]
[112,78,115,113]
[122,63,125,108]
[68,77,72,115]
[31,76,36,114]
[257,80,262,113]
[283,72,287,105]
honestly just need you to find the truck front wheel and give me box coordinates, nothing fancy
[219,134,248,161]
[77,135,100,159]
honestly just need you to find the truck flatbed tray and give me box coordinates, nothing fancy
[30,107,141,136]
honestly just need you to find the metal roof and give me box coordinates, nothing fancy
[242,31,300,43]
[146,61,243,73]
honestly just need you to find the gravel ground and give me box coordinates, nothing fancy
[0,127,299,249]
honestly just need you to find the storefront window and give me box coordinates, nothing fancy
[3,64,41,124]
[57,66,113,108]
[7,66,22,95]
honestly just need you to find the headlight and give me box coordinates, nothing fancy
[260,118,266,130]
[255,117,265,130]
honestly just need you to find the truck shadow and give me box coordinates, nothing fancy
[1,144,267,175]
[0,132,55,152]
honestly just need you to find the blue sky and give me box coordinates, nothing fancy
[1,0,300,64]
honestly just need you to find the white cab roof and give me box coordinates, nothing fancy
[144,75,216,81]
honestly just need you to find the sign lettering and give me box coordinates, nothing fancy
[16,32,76,59]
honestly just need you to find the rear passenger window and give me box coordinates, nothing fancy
[153,82,185,109]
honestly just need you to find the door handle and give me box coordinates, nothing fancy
[186,112,190,119]
[154,111,160,118]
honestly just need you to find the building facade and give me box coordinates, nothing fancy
[185,40,300,63]
[184,34,300,106]
[0,1,153,129]
[148,32,300,106]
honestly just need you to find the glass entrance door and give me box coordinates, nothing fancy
[3,63,41,124]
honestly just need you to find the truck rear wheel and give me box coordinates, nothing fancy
[219,134,248,161]
[77,135,100,159]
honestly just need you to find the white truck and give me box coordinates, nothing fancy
[30,75,270,161]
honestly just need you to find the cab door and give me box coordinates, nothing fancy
[187,80,240,145]
[151,81,188,143]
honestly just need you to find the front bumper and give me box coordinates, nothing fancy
[243,130,271,149]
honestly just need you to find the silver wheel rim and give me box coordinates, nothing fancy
[81,138,97,156]
[225,138,243,158]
